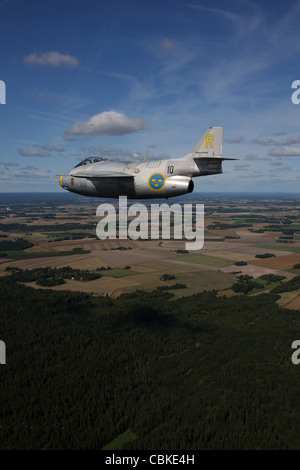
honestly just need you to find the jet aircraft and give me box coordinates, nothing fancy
[59,127,235,199]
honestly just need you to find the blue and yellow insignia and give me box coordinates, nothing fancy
[148,172,165,191]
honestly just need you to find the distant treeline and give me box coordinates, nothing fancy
[207,222,253,230]
[0,237,34,251]
[0,222,96,232]
[271,275,300,294]
[47,232,97,241]
[6,266,101,286]
[157,283,187,290]
[232,274,285,295]
[262,225,296,235]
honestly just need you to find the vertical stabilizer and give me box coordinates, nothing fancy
[182,127,223,159]
[191,127,223,157]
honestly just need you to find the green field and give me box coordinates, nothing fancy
[248,279,285,296]
[95,267,138,278]
[170,270,235,292]
[45,232,95,239]
[157,270,236,299]
[0,249,91,260]
[252,244,300,254]
[171,253,234,267]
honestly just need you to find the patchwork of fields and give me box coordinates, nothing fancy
[1,193,300,306]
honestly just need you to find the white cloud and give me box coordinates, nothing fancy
[268,147,300,157]
[269,159,283,166]
[271,132,287,136]
[65,111,149,137]
[252,135,300,147]
[252,137,275,146]
[24,51,79,68]
[234,163,250,171]
[246,153,262,161]
[274,136,300,146]
[225,136,245,144]
[8,170,49,179]
[0,161,19,167]
[20,165,38,170]
[33,144,66,152]
[18,148,49,157]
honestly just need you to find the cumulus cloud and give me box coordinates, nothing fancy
[252,135,300,147]
[245,153,262,161]
[225,136,245,144]
[18,148,49,157]
[269,159,283,166]
[0,161,19,167]
[33,144,66,152]
[8,170,49,179]
[271,132,287,136]
[20,165,38,170]
[234,163,250,170]
[24,51,79,68]
[18,144,66,157]
[252,137,275,146]
[268,147,300,157]
[273,136,300,146]
[65,111,149,137]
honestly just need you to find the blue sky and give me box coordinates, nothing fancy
[1,0,300,193]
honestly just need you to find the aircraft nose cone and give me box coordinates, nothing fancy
[59,174,64,188]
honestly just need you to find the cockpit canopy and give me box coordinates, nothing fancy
[75,157,107,168]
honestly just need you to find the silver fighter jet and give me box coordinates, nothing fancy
[59,126,235,199]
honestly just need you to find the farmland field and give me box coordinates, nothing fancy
[1,192,300,302]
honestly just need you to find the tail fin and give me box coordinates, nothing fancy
[191,127,223,157]
[182,127,237,163]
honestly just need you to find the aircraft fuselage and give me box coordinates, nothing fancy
[59,127,232,199]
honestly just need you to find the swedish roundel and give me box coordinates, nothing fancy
[148,172,166,191]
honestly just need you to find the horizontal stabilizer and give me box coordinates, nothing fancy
[193,156,238,162]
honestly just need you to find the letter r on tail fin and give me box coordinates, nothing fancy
[205,134,214,149]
